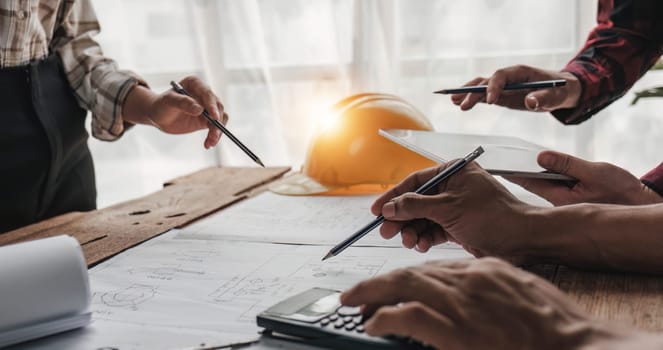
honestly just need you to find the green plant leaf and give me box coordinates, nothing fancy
[631,86,663,105]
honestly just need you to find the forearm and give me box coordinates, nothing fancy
[122,85,159,126]
[580,325,663,350]
[525,203,663,274]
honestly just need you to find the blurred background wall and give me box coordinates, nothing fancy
[88,0,663,207]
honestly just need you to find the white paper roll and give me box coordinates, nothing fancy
[0,235,90,331]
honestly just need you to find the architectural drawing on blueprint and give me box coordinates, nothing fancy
[100,284,157,311]
[291,257,384,279]
[178,192,399,247]
[87,232,472,339]
[128,264,207,281]
[177,192,466,251]
[174,249,220,263]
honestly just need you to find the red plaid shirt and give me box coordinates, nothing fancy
[551,0,663,195]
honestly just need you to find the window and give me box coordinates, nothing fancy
[90,0,662,207]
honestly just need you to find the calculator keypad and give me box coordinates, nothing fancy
[316,309,428,348]
[336,306,361,316]
[318,308,365,335]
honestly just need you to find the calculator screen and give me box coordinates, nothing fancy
[294,293,340,318]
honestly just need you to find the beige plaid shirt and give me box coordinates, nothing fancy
[0,0,146,141]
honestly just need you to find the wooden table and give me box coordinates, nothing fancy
[2,167,662,332]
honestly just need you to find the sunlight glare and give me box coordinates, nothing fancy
[312,104,340,133]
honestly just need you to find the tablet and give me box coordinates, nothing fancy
[379,129,573,181]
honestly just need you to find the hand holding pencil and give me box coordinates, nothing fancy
[170,81,265,167]
[323,147,483,260]
[367,152,535,260]
[445,65,582,112]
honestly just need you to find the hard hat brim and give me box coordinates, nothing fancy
[269,173,336,196]
[270,173,398,196]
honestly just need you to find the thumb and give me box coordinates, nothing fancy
[382,193,439,221]
[537,150,593,179]
[525,89,565,112]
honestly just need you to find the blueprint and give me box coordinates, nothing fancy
[17,230,470,349]
[178,191,468,250]
[178,192,396,246]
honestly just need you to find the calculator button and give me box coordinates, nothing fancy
[334,319,345,329]
[353,315,363,324]
[356,325,364,333]
[337,306,361,316]
[320,318,330,326]
[329,314,339,321]
[344,322,356,331]
[343,316,353,323]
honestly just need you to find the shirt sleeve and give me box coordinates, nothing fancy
[551,0,663,125]
[53,0,147,141]
[642,163,663,197]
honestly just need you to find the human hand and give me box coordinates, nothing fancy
[146,76,228,149]
[451,65,581,112]
[506,151,663,206]
[371,162,533,261]
[341,258,610,350]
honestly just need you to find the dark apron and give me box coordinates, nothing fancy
[0,54,96,233]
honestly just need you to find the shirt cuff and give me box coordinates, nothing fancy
[550,68,602,125]
[550,58,631,125]
[90,71,148,141]
[641,162,663,197]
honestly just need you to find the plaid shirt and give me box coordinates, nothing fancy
[0,0,145,141]
[550,0,663,196]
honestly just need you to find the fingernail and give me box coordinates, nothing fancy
[487,92,494,104]
[460,96,472,110]
[383,201,396,218]
[526,95,539,111]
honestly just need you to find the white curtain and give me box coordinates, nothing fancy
[89,0,663,207]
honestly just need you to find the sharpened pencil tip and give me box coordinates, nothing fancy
[433,90,446,94]
[322,252,333,261]
[256,158,265,167]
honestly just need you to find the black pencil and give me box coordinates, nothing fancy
[434,79,566,94]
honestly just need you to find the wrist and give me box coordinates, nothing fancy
[634,182,663,205]
[515,204,595,265]
[559,71,582,109]
[122,84,159,126]
[502,203,548,264]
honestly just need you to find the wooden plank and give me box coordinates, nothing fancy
[0,166,290,266]
[554,266,663,331]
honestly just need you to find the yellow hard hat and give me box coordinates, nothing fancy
[270,93,436,195]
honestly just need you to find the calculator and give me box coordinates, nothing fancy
[256,288,430,350]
